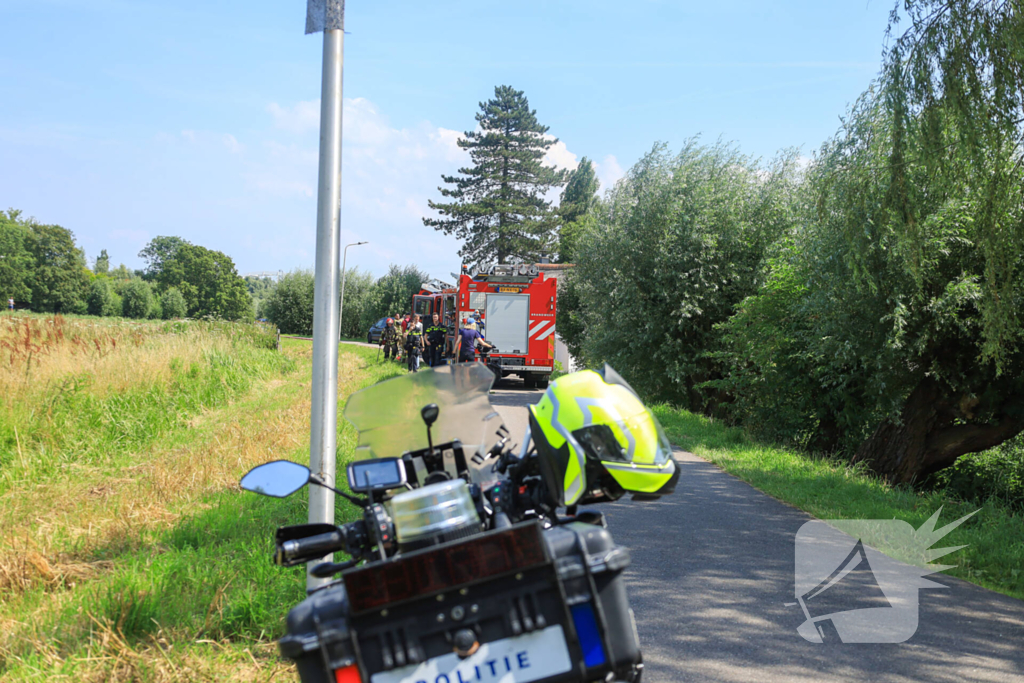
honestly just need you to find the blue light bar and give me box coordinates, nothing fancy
[570,603,607,668]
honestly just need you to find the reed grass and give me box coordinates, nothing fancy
[0,324,404,681]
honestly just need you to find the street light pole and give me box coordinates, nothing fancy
[305,0,346,591]
[339,241,368,340]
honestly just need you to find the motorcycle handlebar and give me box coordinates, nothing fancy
[275,530,346,566]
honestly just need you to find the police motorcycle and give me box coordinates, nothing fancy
[240,363,679,683]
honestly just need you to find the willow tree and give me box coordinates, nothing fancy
[424,86,566,265]
[562,141,799,410]
[846,1,1024,480]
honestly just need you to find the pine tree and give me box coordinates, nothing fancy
[424,86,566,265]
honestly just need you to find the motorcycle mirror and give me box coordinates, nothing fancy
[421,403,440,427]
[240,460,311,498]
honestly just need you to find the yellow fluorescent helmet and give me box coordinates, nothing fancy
[528,364,679,507]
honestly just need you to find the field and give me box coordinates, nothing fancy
[653,405,1024,601]
[0,313,403,681]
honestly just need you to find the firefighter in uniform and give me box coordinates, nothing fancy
[405,314,425,372]
[379,317,399,361]
[425,313,446,367]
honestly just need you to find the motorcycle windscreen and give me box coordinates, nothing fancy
[343,364,505,477]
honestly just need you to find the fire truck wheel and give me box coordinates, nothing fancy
[523,375,536,389]
[536,376,549,389]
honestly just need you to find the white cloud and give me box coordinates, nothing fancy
[543,139,578,171]
[181,129,196,143]
[595,154,625,193]
[222,134,243,154]
[239,96,474,273]
[267,99,320,134]
[431,128,464,162]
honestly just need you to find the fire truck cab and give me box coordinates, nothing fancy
[412,264,557,388]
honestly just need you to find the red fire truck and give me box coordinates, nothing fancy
[412,264,557,387]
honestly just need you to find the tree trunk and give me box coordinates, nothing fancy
[852,377,1024,484]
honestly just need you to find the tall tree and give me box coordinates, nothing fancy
[849,0,1024,480]
[94,249,110,275]
[0,210,36,304]
[559,158,599,224]
[882,0,1024,366]
[424,85,566,265]
[26,222,89,314]
[558,158,600,263]
[156,243,252,320]
[139,236,190,279]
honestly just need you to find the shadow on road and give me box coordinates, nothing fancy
[601,453,1024,683]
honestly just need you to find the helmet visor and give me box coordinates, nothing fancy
[572,409,673,467]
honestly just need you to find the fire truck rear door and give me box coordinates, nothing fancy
[486,293,529,355]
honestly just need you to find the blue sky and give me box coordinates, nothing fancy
[1,1,894,279]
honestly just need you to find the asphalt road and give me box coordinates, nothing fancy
[487,378,1024,683]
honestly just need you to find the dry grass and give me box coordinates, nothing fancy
[1,315,229,408]
[9,617,291,682]
[0,352,300,598]
[0,328,395,681]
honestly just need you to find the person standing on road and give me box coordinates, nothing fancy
[379,317,399,362]
[425,313,446,367]
[405,314,425,372]
[455,319,492,363]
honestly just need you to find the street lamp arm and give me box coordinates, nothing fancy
[339,240,369,341]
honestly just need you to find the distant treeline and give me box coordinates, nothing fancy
[259,264,430,338]
[0,209,433,338]
[0,212,250,321]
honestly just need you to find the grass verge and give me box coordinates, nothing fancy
[653,405,1024,601]
[1,316,406,681]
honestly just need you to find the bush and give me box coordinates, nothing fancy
[161,287,187,319]
[121,280,155,319]
[928,435,1024,509]
[262,270,315,335]
[86,279,119,317]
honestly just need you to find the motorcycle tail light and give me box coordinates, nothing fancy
[343,523,548,614]
[334,664,361,683]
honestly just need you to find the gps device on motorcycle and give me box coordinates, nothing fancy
[347,458,407,493]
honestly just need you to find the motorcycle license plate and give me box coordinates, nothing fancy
[370,625,572,683]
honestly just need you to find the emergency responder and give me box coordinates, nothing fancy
[456,317,493,363]
[395,313,411,362]
[425,313,446,367]
[405,314,425,372]
[379,317,399,361]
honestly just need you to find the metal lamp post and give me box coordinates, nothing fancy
[339,241,368,340]
[305,0,346,590]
